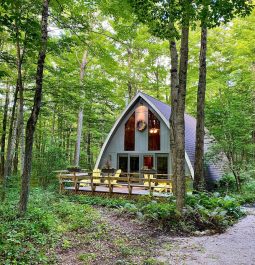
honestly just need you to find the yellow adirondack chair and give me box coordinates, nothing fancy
[104,169,122,185]
[80,169,101,187]
[154,181,172,193]
[144,174,155,188]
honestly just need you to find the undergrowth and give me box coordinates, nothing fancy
[0,188,102,265]
[0,186,246,264]
[217,174,255,204]
[69,192,244,233]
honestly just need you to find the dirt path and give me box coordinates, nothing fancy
[157,207,255,265]
[56,207,159,265]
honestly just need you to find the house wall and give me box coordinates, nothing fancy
[98,99,190,176]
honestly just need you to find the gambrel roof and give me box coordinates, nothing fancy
[95,91,224,184]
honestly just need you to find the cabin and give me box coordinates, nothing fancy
[95,91,223,187]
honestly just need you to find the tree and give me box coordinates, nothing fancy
[74,50,88,167]
[194,25,207,191]
[19,0,49,214]
[0,84,10,179]
[129,0,195,212]
[193,0,253,191]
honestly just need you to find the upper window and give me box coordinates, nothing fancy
[148,110,160,150]
[124,112,135,150]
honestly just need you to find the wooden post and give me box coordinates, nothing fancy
[58,174,62,194]
[91,173,95,192]
[109,175,113,194]
[128,173,132,195]
[149,175,152,196]
[59,175,63,194]
[74,172,77,193]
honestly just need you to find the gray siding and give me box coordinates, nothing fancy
[99,101,171,169]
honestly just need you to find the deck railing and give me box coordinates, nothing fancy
[57,171,173,195]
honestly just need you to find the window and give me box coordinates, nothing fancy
[118,155,128,173]
[130,156,139,172]
[143,156,154,169]
[157,156,168,178]
[124,112,135,151]
[148,110,160,150]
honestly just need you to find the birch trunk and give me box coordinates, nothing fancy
[74,50,88,167]
[19,0,49,215]
[74,110,83,166]
[0,84,10,178]
[4,84,19,179]
[16,25,25,175]
[0,84,10,201]
[176,26,189,213]
[194,26,207,191]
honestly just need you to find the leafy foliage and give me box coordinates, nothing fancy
[0,189,102,264]
[70,193,244,233]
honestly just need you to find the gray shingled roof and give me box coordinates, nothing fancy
[141,92,224,184]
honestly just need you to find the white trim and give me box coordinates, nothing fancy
[95,92,194,179]
[185,152,194,178]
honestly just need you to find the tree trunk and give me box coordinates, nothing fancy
[169,39,179,196]
[15,20,25,176]
[155,67,160,99]
[0,83,10,201]
[194,26,207,191]
[19,0,49,215]
[87,128,91,169]
[4,83,19,179]
[74,110,83,166]
[0,84,10,178]
[51,105,56,144]
[175,26,189,213]
[2,106,19,200]
[127,47,132,101]
[74,50,88,167]
[13,135,19,175]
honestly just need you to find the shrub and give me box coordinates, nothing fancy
[71,192,244,233]
[32,146,68,188]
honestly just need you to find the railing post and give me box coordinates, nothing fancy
[148,175,153,196]
[109,176,113,193]
[74,172,78,193]
[91,173,95,192]
[59,175,63,194]
[128,173,132,195]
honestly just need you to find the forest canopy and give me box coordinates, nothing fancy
[0,0,254,210]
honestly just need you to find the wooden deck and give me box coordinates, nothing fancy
[64,185,171,197]
[57,171,173,198]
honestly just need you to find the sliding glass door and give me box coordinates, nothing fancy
[130,156,139,173]
[156,155,168,178]
[118,155,128,173]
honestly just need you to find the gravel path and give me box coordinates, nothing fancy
[157,207,255,265]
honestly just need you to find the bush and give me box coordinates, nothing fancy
[32,146,68,188]
[70,193,244,233]
[185,193,244,231]
[217,174,237,191]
